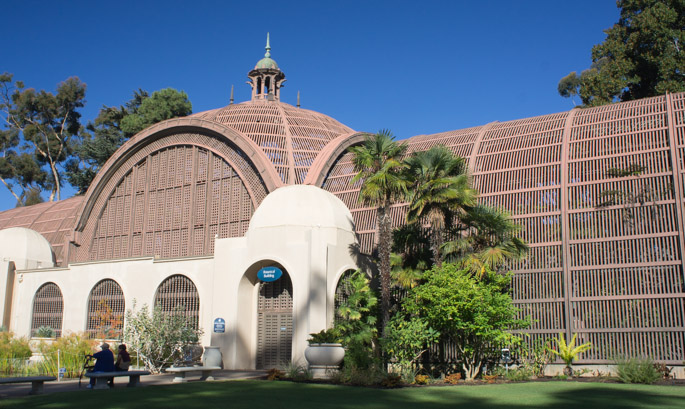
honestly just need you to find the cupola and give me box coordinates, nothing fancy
[247,33,286,101]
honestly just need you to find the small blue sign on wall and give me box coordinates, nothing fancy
[213,318,225,333]
[258,266,283,282]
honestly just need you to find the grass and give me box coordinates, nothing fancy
[2,379,685,409]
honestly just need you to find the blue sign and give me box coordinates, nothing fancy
[213,318,225,333]
[258,266,283,282]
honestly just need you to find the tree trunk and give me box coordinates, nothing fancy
[377,204,392,337]
[0,177,21,204]
[563,365,573,377]
[431,227,443,268]
[49,161,60,201]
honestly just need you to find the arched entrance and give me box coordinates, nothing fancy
[256,270,293,369]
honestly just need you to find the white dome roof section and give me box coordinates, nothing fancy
[249,185,355,232]
[0,227,55,269]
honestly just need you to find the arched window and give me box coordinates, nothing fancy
[31,283,64,338]
[334,270,356,322]
[154,275,199,329]
[86,279,125,339]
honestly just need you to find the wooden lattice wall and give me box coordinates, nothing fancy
[320,93,685,363]
[74,131,269,262]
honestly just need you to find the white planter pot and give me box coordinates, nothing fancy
[202,346,223,368]
[29,337,55,353]
[304,343,344,379]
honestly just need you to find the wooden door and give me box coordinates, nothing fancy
[256,273,293,369]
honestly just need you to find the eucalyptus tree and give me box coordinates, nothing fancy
[0,73,86,201]
[349,130,408,332]
[66,88,192,194]
[404,145,477,268]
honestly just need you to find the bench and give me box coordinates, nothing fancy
[0,376,56,395]
[165,366,221,383]
[84,370,151,390]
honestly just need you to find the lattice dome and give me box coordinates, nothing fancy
[191,101,354,184]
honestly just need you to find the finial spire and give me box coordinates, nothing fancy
[230,85,234,105]
[265,32,271,58]
[297,91,300,108]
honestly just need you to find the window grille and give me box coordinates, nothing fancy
[334,270,356,322]
[31,283,63,338]
[154,275,200,329]
[85,279,125,339]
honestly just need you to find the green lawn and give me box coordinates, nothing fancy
[2,380,684,409]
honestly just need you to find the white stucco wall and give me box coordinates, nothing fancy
[2,185,362,371]
[209,185,361,370]
[10,256,215,348]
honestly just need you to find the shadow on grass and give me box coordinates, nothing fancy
[2,380,684,409]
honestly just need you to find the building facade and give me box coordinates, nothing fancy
[0,39,683,368]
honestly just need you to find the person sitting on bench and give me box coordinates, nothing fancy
[86,343,115,389]
[115,344,131,371]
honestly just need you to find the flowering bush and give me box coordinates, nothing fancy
[123,303,203,373]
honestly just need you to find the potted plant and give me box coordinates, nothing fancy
[304,328,345,378]
[549,332,592,376]
[29,326,56,351]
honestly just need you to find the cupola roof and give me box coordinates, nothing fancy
[254,33,279,70]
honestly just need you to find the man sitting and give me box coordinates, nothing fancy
[86,343,115,389]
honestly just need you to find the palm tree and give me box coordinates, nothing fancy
[349,130,408,333]
[390,223,432,290]
[404,145,477,268]
[442,205,529,276]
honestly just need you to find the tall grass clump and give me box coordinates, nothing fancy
[0,332,32,375]
[38,333,97,378]
[615,356,661,384]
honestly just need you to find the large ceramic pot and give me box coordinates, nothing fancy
[202,346,223,368]
[304,343,345,379]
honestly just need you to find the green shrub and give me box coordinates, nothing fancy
[38,332,97,378]
[0,332,32,375]
[501,366,534,381]
[334,270,377,368]
[402,265,527,380]
[615,357,661,384]
[383,314,439,371]
[282,362,312,381]
[335,362,386,386]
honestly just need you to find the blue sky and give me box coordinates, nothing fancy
[1,0,619,210]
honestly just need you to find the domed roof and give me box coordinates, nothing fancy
[254,33,279,70]
[0,227,54,269]
[255,56,279,70]
[249,185,354,232]
[191,100,354,184]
